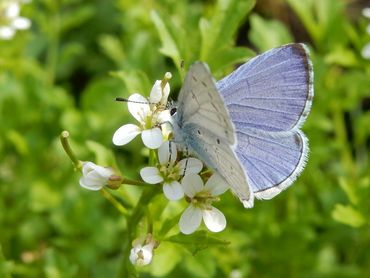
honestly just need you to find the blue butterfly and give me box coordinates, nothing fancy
[171,43,313,208]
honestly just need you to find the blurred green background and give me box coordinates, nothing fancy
[1,0,370,277]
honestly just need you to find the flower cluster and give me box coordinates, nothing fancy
[113,73,172,149]
[362,7,370,59]
[0,0,31,40]
[72,72,231,267]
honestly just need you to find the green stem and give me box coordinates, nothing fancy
[60,131,82,170]
[118,187,160,277]
[146,207,153,234]
[122,178,149,187]
[332,103,356,177]
[46,1,60,87]
[101,188,128,215]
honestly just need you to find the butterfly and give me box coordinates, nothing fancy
[170,43,313,208]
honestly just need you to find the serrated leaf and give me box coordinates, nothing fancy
[165,231,230,255]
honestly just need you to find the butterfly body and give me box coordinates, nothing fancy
[172,43,313,207]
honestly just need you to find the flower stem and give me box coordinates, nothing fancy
[122,178,149,187]
[118,187,160,277]
[100,188,128,215]
[60,131,82,171]
[146,207,153,234]
[160,72,172,90]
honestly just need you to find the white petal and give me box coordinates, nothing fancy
[82,161,95,176]
[157,109,171,124]
[178,158,203,175]
[140,167,163,184]
[362,43,370,59]
[149,80,162,103]
[163,181,184,201]
[129,244,153,266]
[5,3,20,18]
[82,161,114,178]
[202,206,226,233]
[141,128,163,149]
[112,124,141,146]
[179,205,202,234]
[363,7,370,18]
[12,17,31,30]
[0,27,15,40]
[158,141,177,165]
[181,174,204,198]
[128,93,150,122]
[79,177,104,191]
[160,83,170,106]
[204,173,229,196]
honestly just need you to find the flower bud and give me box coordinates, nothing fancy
[79,162,116,191]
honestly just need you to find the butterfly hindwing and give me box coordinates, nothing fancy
[216,43,313,197]
[234,128,308,199]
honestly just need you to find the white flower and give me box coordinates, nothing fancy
[363,7,370,19]
[129,242,155,266]
[113,76,172,149]
[79,162,115,191]
[179,174,229,234]
[362,42,370,59]
[149,73,171,107]
[140,142,203,201]
[0,1,31,40]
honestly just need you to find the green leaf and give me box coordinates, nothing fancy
[151,10,182,73]
[332,204,366,228]
[165,231,230,255]
[149,242,182,276]
[99,35,126,65]
[0,245,14,278]
[324,46,358,66]
[86,140,117,168]
[249,14,294,52]
[200,0,255,63]
[158,213,182,238]
[211,47,255,75]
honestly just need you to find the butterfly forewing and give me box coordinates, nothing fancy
[176,62,253,206]
[181,123,253,207]
[178,62,236,146]
[216,43,313,197]
[217,43,313,133]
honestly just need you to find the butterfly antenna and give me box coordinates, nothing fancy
[115,97,150,105]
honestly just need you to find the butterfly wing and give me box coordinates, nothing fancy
[217,44,313,198]
[177,62,236,146]
[235,128,308,199]
[217,43,313,133]
[176,62,253,207]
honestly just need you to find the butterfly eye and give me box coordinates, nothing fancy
[170,107,177,116]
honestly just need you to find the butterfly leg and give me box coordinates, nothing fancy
[181,146,190,177]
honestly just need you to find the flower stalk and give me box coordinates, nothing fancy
[60,131,82,170]
[101,188,128,215]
